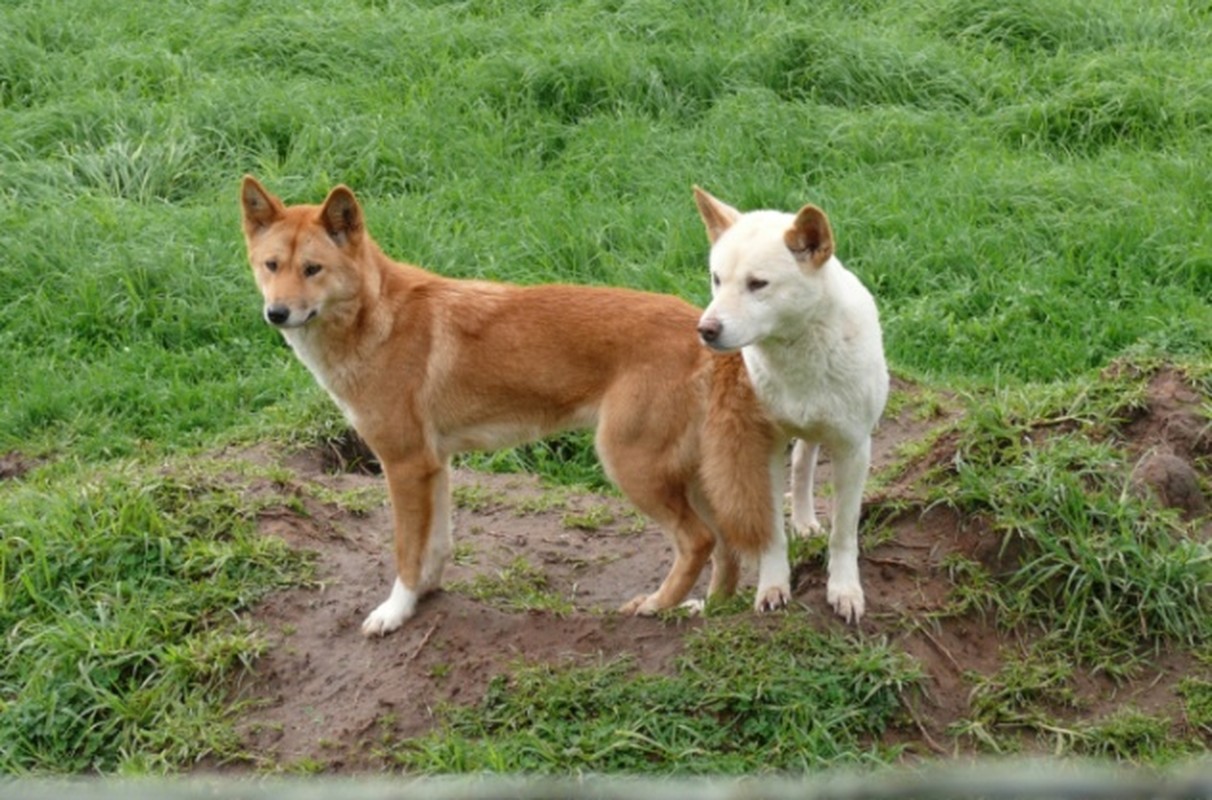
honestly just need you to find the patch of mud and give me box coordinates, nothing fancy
[1118,366,1211,522]
[208,368,1210,771]
[0,451,38,481]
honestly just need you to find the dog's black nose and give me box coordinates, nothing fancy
[698,318,721,343]
[265,305,290,326]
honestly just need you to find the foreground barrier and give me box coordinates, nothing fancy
[6,764,1212,800]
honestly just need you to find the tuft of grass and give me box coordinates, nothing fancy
[927,364,1212,672]
[451,484,506,513]
[953,652,1080,753]
[0,463,315,773]
[1074,709,1202,765]
[1177,677,1212,736]
[448,557,574,616]
[392,615,921,773]
[561,503,616,532]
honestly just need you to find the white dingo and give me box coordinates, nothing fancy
[693,188,889,623]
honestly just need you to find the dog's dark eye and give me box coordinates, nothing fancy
[711,272,720,288]
[265,259,279,273]
[303,263,323,278]
[747,278,769,292]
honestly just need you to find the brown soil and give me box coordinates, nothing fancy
[0,451,38,481]
[208,368,1210,772]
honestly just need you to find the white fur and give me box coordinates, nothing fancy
[361,577,418,636]
[696,191,888,623]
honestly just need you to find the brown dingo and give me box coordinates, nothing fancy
[240,177,791,636]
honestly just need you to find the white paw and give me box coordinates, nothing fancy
[826,580,865,624]
[680,598,706,615]
[754,584,791,613]
[792,517,823,537]
[360,578,417,637]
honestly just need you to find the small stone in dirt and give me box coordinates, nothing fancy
[1130,451,1207,520]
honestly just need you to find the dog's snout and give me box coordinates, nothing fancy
[265,305,291,326]
[698,318,722,344]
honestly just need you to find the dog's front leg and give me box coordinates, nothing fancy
[361,452,449,637]
[826,439,871,623]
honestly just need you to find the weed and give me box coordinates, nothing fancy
[561,503,616,531]
[511,487,573,516]
[448,557,574,616]
[452,542,476,567]
[452,484,505,513]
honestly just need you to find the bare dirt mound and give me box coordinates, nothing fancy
[214,368,1209,771]
[228,458,707,771]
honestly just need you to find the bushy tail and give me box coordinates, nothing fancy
[699,354,781,557]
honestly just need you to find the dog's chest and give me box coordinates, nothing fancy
[744,348,865,441]
[283,329,359,423]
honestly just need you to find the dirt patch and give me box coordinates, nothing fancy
[1119,366,1212,523]
[0,451,38,481]
[208,369,1210,771]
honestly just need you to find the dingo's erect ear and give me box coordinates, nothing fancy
[784,204,834,270]
[693,186,741,245]
[320,185,363,247]
[241,175,284,234]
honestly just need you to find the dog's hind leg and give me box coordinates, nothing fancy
[362,452,448,637]
[617,492,716,616]
[825,438,871,623]
[708,541,741,599]
[603,448,715,615]
[754,450,791,612]
[790,439,822,535]
[683,491,741,602]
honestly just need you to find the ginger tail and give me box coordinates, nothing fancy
[700,353,780,556]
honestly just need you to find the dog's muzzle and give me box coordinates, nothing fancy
[264,304,291,326]
[697,317,723,345]
[264,304,317,328]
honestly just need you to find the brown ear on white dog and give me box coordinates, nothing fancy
[784,205,834,270]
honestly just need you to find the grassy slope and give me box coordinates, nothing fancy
[1,0,1209,774]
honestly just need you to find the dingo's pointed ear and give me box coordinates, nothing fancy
[784,204,834,270]
[241,175,283,234]
[320,185,363,247]
[693,186,740,245]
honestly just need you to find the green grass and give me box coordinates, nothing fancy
[3,0,1210,460]
[448,557,576,616]
[1,0,1210,776]
[931,363,1212,673]
[0,462,315,773]
[392,615,920,773]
